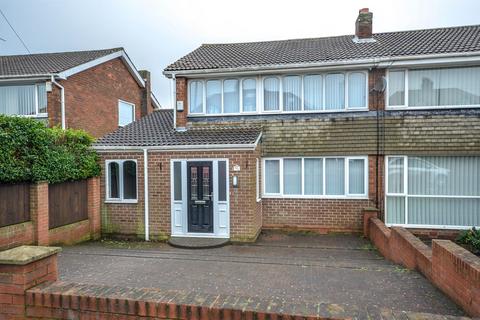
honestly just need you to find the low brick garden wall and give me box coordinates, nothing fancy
[0,177,101,250]
[363,209,480,317]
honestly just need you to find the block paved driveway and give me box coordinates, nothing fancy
[58,231,464,317]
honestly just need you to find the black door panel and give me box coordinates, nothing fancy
[187,161,213,233]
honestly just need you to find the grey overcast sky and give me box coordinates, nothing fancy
[1,0,479,108]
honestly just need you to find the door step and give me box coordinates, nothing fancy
[168,237,229,249]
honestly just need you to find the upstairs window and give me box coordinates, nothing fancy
[242,78,257,112]
[283,76,302,111]
[189,80,204,113]
[263,77,280,111]
[118,100,135,126]
[0,83,47,116]
[388,66,480,108]
[106,160,137,202]
[223,79,239,113]
[206,80,221,114]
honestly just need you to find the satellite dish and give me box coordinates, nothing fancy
[373,76,387,93]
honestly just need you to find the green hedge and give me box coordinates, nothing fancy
[0,115,101,184]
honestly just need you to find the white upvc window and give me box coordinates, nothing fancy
[262,156,368,199]
[0,83,47,117]
[385,156,480,229]
[118,100,135,126]
[256,158,261,202]
[186,70,368,116]
[105,160,138,203]
[386,66,480,109]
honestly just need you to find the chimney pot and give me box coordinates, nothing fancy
[355,8,373,39]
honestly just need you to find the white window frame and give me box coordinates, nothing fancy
[0,83,48,118]
[256,158,261,202]
[118,100,135,127]
[385,155,480,229]
[386,66,480,110]
[186,70,369,117]
[105,159,138,203]
[262,156,368,199]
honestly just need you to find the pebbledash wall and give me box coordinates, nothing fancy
[47,58,155,138]
[99,149,262,242]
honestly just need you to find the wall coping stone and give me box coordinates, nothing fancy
[0,245,61,265]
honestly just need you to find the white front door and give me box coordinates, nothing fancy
[170,159,230,238]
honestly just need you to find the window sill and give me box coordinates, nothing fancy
[385,105,480,111]
[104,200,138,204]
[261,195,369,200]
[187,108,369,117]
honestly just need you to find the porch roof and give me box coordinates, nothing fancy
[94,109,262,148]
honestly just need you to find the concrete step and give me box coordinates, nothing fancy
[168,236,229,249]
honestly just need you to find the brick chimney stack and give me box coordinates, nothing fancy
[139,70,152,116]
[355,8,373,39]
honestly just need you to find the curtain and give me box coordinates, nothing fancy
[265,160,280,193]
[304,158,322,195]
[388,71,405,106]
[304,75,322,110]
[325,158,345,195]
[108,162,120,199]
[206,80,221,114]
[283,159,301,195]
[325,73,345,110]
[387,157,404,193]
[348,72,366,108]
[283,76,301,111]
[223,79,239,113]
[123,161,137,199]
[348,159,365,194]
[263,77,279,111]
[242,78,256,112]
[0,85,36,115]
[37,84,47,114]
[189,81,203,113]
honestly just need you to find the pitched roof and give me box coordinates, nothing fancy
[164,25,480,72]
[94,109,262,148]
[0,48,123,77]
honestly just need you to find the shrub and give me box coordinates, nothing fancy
[0,115,100,184]
[456,227,480,254]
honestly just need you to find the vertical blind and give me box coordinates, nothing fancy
[242,78,256,112]
[189,81,203,113]
[325,158,345,195]
[304,158,323,195]
[347,73,366,109]
[0,85,41,116]
[304,75,322,110]
[265,160,280,193]
[388,71,405,106]
[283,76,301,111]
[386,156,480,227]
[283,159,302,194]
[206,80,221,114]
[264,77,280,111]
[223,79,239,113]
[349,159,365,194]
[325,73,345,110]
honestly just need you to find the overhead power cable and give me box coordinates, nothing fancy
[0,8,30,53]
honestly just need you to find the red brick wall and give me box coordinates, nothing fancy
[99,149,262,242]
[175,77,188,128]
[0,222,34,251]
[368,68,386,111]
[48,58,153,138]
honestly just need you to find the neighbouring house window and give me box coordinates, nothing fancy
[325,73,345,110]
[187,71,367,115]
[106,160,137,202]
[263,157,367,198]
[304,75,322,111]
[263,77,280,111]
[0,83,47,116]
[348,72,366,109]
[173,161,182,201]
[118,100,135,126]
[206,80,221,114]
[242,78,256,112]
[388,66,480,108]
[223,79,239,113]
[283,76,302,111]
[189,80,204,113]
[386,156,480,228]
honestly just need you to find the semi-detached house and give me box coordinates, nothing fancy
[95,9,480,242]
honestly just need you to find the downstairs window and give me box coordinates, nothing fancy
[106,160,137,202]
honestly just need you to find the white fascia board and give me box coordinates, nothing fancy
[0,76,52,83]
[58,50,146,87]
[94,143,258,152]
[163,51,480,78]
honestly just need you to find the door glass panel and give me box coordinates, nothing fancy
[173,162,182,201]
[190,167,198,200]
[218,161,227,201]
[202,166,210,200]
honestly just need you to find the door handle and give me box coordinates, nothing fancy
[194,200,206,205]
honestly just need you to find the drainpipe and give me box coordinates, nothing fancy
[50,75,66,129]
[172,74,176,129]
[143,148,150,241]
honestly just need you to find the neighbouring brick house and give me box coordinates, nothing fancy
[95,9,480,242]
[0,48,160,138]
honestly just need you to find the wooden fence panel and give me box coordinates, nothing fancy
[0,183,31,228]
[49,180,88,229]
